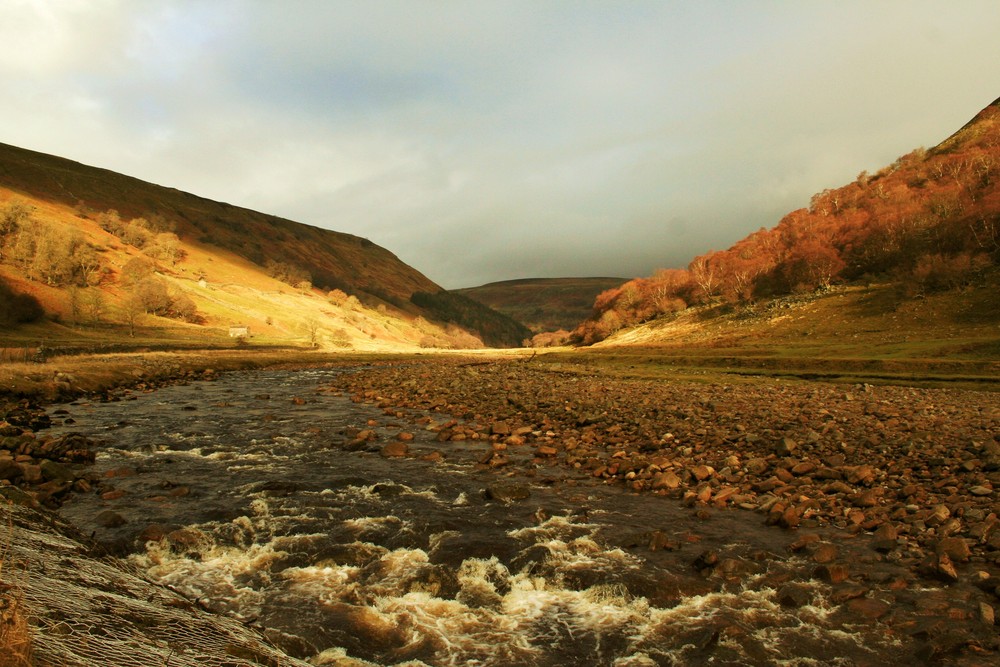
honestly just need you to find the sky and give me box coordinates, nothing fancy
[1,1,999,289]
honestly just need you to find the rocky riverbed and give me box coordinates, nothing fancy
[328,356,1000,660]
[4,356,1000,665]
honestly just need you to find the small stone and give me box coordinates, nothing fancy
[872,524,898,552]
[969,485,993,497]
[691,465,714,481]
[485,481,531,502]
[846,597,891,619]
[979,602,995,626]
[777,583,812,608]
[491,421,511,436]
[814,564,850,584]
[811,543,839,564]
[651,471,682,490]
[380,441,409,458]
[775,438,797,456]
[936,537,972,563]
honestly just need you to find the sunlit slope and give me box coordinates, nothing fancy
[0,142,522,349]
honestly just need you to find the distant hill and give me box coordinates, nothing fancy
[0,142,524,349]
[456,277,626,333]
[573,96,1000,347]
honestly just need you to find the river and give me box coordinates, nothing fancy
[48,367,943,665]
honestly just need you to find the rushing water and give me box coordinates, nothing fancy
[48,367,932,666]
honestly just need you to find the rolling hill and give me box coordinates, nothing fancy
[571,96,1000,357]
[0,142,525,349]
[456,277,626,334]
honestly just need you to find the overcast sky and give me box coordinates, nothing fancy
[1,1,998,288]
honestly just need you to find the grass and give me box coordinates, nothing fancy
[532,282,1000,390]
[0,510,32,667]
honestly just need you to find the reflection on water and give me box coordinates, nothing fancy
[52,368,921,665]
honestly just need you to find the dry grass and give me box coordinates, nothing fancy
[0,509,32,667]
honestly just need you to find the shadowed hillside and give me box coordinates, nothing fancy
[456,277,625,334]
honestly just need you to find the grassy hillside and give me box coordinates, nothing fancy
[572,97,1000,349]
[566,279,999,387]
[456,277,625,333]
[0,142,524,350]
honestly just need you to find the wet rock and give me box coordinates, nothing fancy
[380,441,409,458]
[811,543,839,564]
[484,481,531,502]
[846,597,891,619]
[95,510,127,528]
[777,583,812,608]
[872,524,899,552]
[921,553,960,583]
[0,457,21,481]
[814,564,850,584]
[39,460,76,484]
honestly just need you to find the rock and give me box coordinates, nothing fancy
[969,485,993,497]
[651,471,682,490]
[484,481,531,502]
[691,465,714,481]
[491,421,511,436]
[39,459,76,484]
[791,462,816,476]
[814,564,850,584]
[536,445,558,457]
[922,553,960,582]
[777,583,812,608]
[396,432,415,442]
[846,465,876,486]
[745,458,769,475]
[380,441,409,458]
[925,504,951,526]
[95,510,128,528]
[980,602,996,626]
[846,597,891,619]
[775,438,797,456]
[872,524,898,552]
[851,489,880,508]
[936,537,972,563]
[0,457,21,481]
[811,543,839,564]
[647,531,679,552]
[19,463,42,484]
[779,505,802,529]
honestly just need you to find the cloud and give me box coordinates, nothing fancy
[1,1,998,288]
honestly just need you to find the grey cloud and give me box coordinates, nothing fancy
[1,1,998,288]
